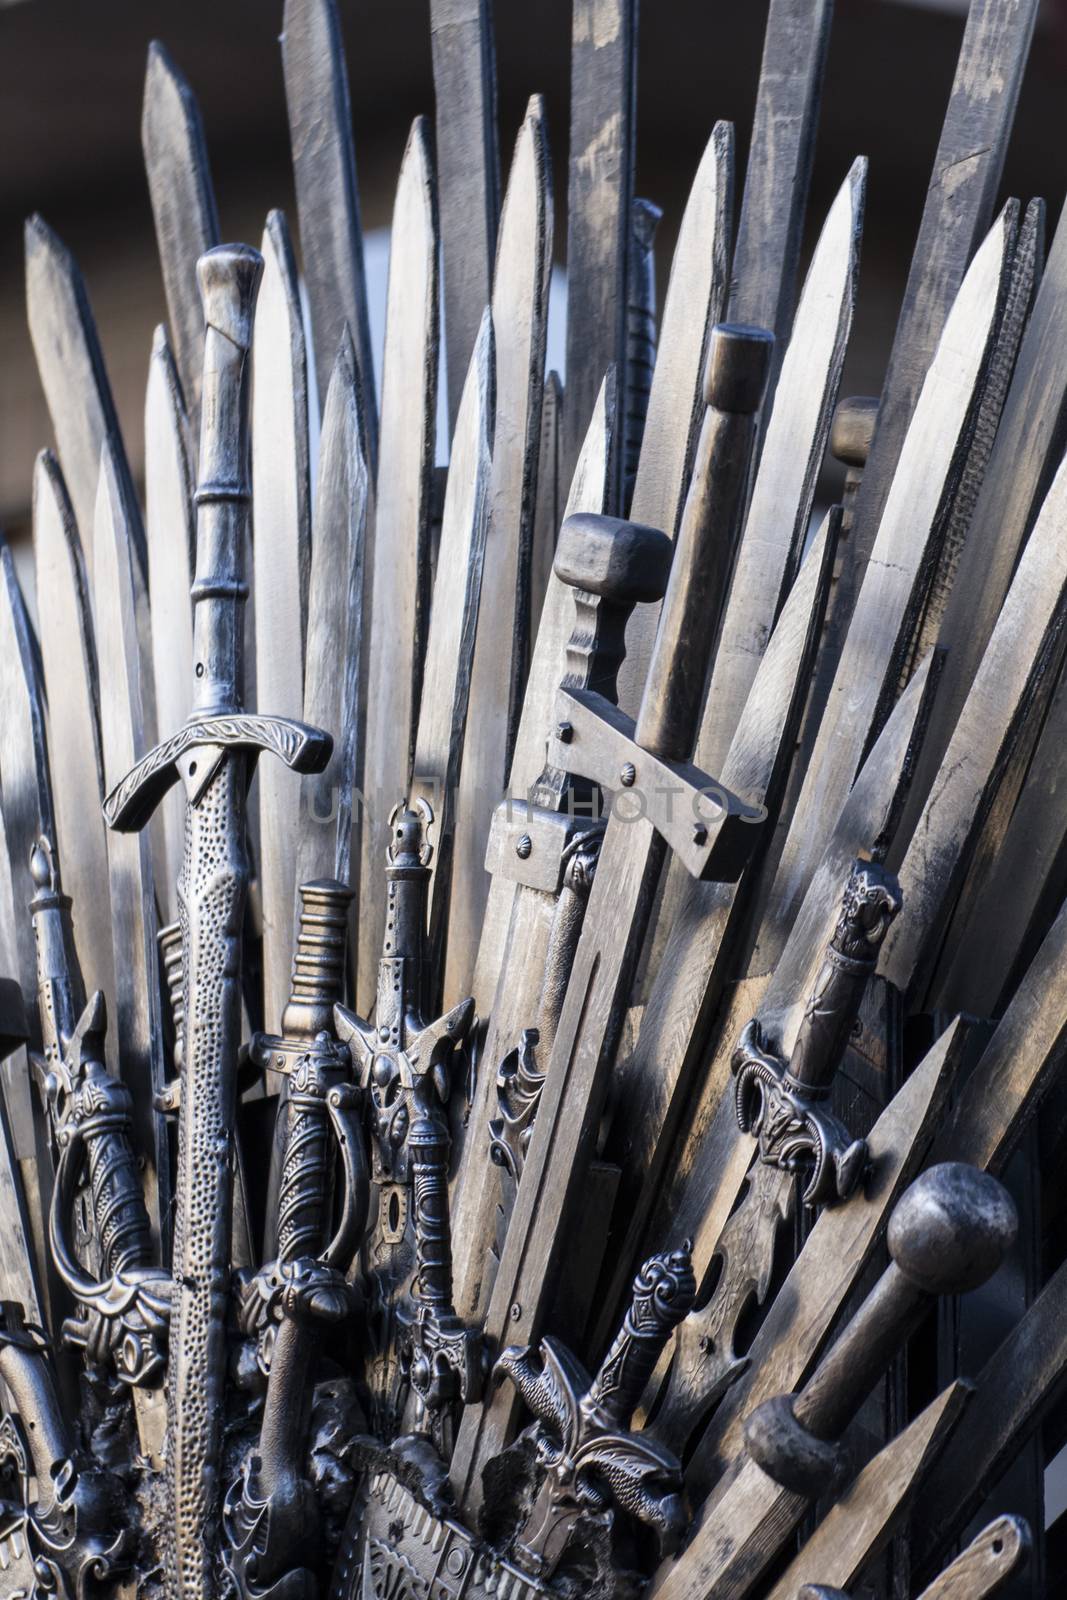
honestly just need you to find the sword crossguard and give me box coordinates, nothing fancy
[103,713,332,834]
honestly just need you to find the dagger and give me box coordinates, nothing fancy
[104,244,332,1600]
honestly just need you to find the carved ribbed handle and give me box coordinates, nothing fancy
[584,1245,695,1429]
[408,1110,455,1313]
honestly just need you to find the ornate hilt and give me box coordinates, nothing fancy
[732,859,901,1206]
[45,991,170,1387]
[744,1164,1016,1497]
[494,1244,696,1579]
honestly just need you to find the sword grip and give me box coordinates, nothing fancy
[636,323,773,762]
[192,244,263,717]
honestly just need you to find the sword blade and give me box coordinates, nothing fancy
[411,309,495,993]
[282,0,376,453]
[617,121,733,715]
[429,0,500,437]
[32,452,115,1029]
[445,96,552,1006]
[356,116,439,1014]
[700,159,866,778]
[763,202,1016,942]
[0,842,45,1327]
[144,327,196,923]
[296,331,368,891]
[93,449,170,1254]
[141,41,220,431]
[561,0,636,501]
[252,210,312,1036]
[528,368,562,655]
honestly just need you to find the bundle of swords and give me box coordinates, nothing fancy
[5,0,1067,1595]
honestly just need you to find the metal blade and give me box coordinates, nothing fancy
[429,0,500,436]
[24,214,145,584]
[764,202,1017,942]
[356,117,439,1015]
[561,0,636,500]
[700,158,866,778]
[756,1385,971,1600]
[93,448,170,1254]
[444,95,552,1006]
[411,308,495,988]
[816,0,1037,688]
[728,0,832,343]
[31,452,115,1039]
[282,0,377,453]
[0,826,45,1326]
[141,40,220,430]
[252,209,312,1035]
[528,368,562,646]
[593,510,839,1349]
[296,329,368,890]
[618,120,733,715]
[880,441,1067,1002]
[0,543,58,1321]
[144,326,196,922]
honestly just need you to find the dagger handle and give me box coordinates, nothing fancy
[281,879,353,1039]
[81,1077,155,1278]
[276,1033,350,1265]
[788,859,901,1092]
[191,244,262,717]
[635,323,773,763]
[30,836,83,1072]
[583,1245,695,1431]
[409,1108,455,1313]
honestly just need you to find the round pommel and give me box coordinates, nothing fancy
[702,322,774,413]
[554,512,672,605]
[830,395,879,468]
[196,244,264,349]
[888,1163,1017,1297]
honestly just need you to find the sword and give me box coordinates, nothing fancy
[104,244,332,1600]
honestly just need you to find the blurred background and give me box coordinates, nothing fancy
[3,0,1067,545]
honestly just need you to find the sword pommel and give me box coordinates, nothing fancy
[703,321,775,413]
[197,243,262,352]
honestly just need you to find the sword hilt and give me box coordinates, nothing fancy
[583,1244,695,1431]
[191,243,261,718]
[636,323,773,762]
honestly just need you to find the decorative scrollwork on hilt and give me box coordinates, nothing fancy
[493,1244,695,1582]
[46,993,170,1387]
[583,1245,696,1432]
[732,860,902,1209]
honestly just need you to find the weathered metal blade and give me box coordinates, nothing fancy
[728,0,832,344]
[144,326,196,922]
[24,214,145,583]
[762,202,1017,942]
[444,95,553,1006]
[93,448,170,1254]
[252,209,312,1035]
[429,0,500,436]
[915,1516,1031,1600]
[0,543,58,1320]
[0,849,45,1326]
[816,0,1037,684]
[411,308,494,985]
[528,368,562,649]
[755,1385,972,1600]
[595,509,839,1346]
[141,40,220,428]
[356,117,439,1015]
[450,328,770,1513]
[295,329,368,890]
[31,452,115,1035]
[561,0,636,501]
[911,1250,1065,1582]
[641,652,939,1445]
[685,1018,964,1496]
[622,196,661,507]
[458,368,614,1117]
[880,441,1067,1003]
[700,159,866,777]
[617,120,733,715]
[282,0,377,453]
